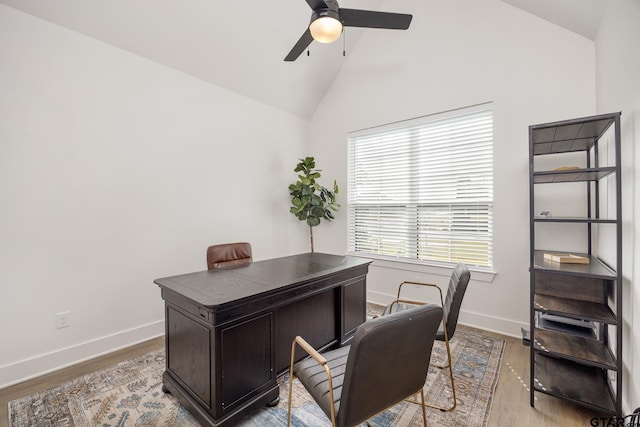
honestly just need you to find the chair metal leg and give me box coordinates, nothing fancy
[424,335,457,412]
[420,389,428,426]
[287,370,294,426]
[404,389,430,425]
[287,340,296,427]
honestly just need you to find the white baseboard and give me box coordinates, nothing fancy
[2,293,529,389]
[368,291,527,339]
[0,320,165,389]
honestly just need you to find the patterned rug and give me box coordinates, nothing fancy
[9,327,504,426]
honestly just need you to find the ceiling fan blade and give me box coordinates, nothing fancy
[306,0,330,10]
[340,8,412,30]
[284,28,314,61]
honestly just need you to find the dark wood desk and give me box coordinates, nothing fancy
[154,252,371,427]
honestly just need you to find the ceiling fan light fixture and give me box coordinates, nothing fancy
[285,0,413,62]
[309,13,343,43]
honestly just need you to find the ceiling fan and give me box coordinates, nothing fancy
[284,0,412,61]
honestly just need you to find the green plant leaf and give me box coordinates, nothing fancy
[307,216,320,227]
[303,157,315,168]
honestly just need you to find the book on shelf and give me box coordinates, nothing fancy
[552,166,580,171]
[543,253,590,264]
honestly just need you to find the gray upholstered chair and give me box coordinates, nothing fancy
[382,262,471,411]
[287,303,443,427]
[206,242,252,269]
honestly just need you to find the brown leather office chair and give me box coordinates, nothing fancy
[206,242,252,269]
[383,262,471,411]
[287,304,443,427]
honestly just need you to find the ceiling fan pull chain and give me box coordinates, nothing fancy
[343,31,346,56]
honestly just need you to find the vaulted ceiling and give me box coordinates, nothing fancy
[0,0,608,119]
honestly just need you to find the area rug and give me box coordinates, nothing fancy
[9,330,504,427]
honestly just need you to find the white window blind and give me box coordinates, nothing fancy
[347,104,494,270]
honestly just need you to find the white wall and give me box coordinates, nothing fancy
[596,0,640,414]
[308,0,597,337]
[0,5,310,386]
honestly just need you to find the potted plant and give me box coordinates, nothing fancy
[289,157,340,252]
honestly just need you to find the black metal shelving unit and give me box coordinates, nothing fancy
[528,112,622,416]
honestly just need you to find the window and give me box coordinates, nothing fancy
[347,103,493,270]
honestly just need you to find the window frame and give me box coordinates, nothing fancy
[347,103,494,271]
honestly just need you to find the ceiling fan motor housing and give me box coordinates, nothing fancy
[310,0,340,23]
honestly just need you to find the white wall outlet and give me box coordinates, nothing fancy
[55,311,70,329]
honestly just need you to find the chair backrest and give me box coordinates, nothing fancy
[206,242,252,269]
[441,262,471,339]
[338,304,443,427]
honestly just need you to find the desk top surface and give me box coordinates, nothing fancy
[154,252,372,308]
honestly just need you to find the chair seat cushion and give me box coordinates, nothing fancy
[293,345,350,420]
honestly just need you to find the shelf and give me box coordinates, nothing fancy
[533,217,617,224]
[534,294,616,325]
[534,354,616,414]
[533,328,617,370]
[533,167,615,183]
[531,114,617,155]
[529,112,621,416]
[533,250,616,279]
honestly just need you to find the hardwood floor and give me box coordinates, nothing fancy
[0,330,603,426]
[478,325,602,426]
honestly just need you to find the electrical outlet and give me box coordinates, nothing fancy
[55,311,70,329]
